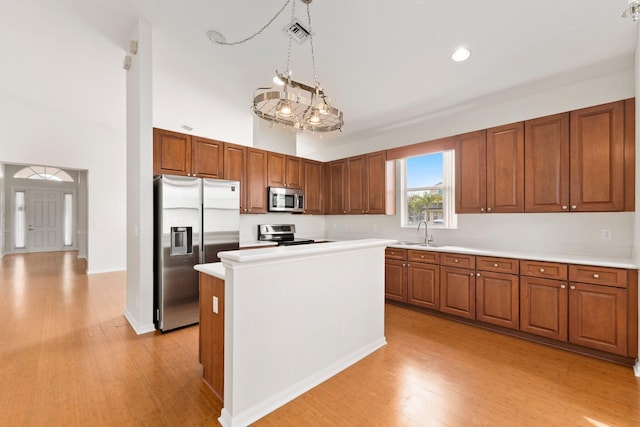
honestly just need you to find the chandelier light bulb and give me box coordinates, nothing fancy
[306,109,322,124]
[452,47,471,62]
[277,100,294,117]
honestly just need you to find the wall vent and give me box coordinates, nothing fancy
[283,19,311,44]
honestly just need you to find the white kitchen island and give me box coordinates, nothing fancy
[195,238,393,427]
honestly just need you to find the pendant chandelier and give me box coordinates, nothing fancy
[209,0,343,133]
[622,0,640,21]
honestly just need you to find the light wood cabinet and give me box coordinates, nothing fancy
[303,159,323,214]
[199,273,225,403]
[267,152,304,189]
[223,143,267,214]
[153,128,224,178]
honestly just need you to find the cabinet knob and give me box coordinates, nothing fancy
[454,259,459,263]
[493,263,499,268]
[420,255,425,259]
[560,284,566,289]
[487,207,492,212]
[480,208,485,212]
[476,273,480,277]
[362,210,365,213]
[562,205,568,210]
[407,263,411,267]
[470,273,474,277]
[570,285,576,290]
[593,273,600,279]
[390,251,394,255]
[402,263,406,267]
[571,205,577,210]
[539,268,545,273]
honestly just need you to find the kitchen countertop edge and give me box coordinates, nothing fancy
[194,262,225,280]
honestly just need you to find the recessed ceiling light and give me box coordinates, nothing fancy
[452,47,471,62]
[207,30,226,44]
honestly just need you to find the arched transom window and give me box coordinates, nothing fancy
[13,166,74,182]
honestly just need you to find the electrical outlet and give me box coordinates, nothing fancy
[496,226,506,237]
[373,223,378,232]
[340,321,348,337]
[213,296,219,314]
[601,229,612,241]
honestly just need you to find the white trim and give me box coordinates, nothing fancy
[218,338,387,427]
[86,266,127,275]
[634,359,640,377]
[124,310,156,335]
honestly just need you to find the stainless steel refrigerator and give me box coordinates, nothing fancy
[154,175,240,332]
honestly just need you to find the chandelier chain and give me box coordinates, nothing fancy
[214,0,293,46]
[306,2,319,89]
[285,0,296,76]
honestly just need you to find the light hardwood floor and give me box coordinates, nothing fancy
[1,252,639,426]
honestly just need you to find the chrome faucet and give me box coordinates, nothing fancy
[417,220,433,246]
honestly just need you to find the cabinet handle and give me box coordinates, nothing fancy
[593,273,600,279]
[362,210,365,214]
[493,263,499,268]
[570,285,576,290]
[539,268,545,273]
[560,284,566,289]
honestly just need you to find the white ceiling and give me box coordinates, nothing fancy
[0,0,637,146]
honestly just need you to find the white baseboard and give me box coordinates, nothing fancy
[218,337,387,427]
[124,310,155,335]
[86,267,126,275]
[634,359,640,377]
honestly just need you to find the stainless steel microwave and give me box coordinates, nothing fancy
[268,187,305,213]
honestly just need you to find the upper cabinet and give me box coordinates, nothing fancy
[569,101,625,212]
[303,159,324,215]
[524,100,630,213]
[326,159,347,214]
[457,99,634,214]
[153,128,223,179]
[524,113,570,212]
[223,142,268,214]
[455,130,487,213]
[267,152,304,189]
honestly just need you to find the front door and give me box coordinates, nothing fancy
[27,189,62,252]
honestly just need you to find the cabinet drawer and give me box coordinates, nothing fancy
[569,265,628,288]
[520,260,567,280]
[386,248,407,260]
[441,253,475,269]
[408,250,439,264]
[477,256,519,274]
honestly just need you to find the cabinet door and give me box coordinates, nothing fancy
[486,122,524,213]
[267,152,286,188]
[385,259,407,302]
[303,159,323,214]
[366,151,387,214]
[519,276,568,341]
[440,266,476,319]
[285,156,304,189]
[569,282,627,356]
[570,101,625,212]
[223,143,246,212]
[153,128,191,176]
[192,136,224,179]
[455,130,487,213]
[524,113,570,212]
[327,160,347,214]
[476,271,519,329]
[245,148,268,214]
[408,262,439,310]
[199,273,224,403]
[347,155,366,214]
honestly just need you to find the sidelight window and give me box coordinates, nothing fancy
[14,191,26,249]
[63,193,73,246]
[402,150,456,228]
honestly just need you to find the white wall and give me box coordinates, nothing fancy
[0,90,126,273]
[0,164,4,257]
[239,212,325,244]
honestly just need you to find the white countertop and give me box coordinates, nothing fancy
[386,242,638,269]
[194,262,225,279]
[220,238,395,264]
[239,240,277,248]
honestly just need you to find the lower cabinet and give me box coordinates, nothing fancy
[569,282,627,356]
[440,266,476,320]
[520,276,568,341]
[199,273,225,403]
[385,247,638,361]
